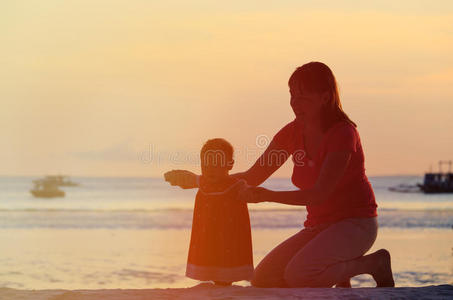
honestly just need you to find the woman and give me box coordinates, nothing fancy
[164,61,394,288]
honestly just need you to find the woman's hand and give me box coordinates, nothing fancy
[238,185,272,203]
[163,169,198,189]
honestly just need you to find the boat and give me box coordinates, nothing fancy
[30,179,65,198]
[417,160,453,194]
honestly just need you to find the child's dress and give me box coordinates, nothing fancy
[185,176,254,283]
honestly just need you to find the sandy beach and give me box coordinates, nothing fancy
[1,284,452,300]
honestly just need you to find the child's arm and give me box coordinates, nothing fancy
[163,169,199,189]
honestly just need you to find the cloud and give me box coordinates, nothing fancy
[71,141,137,162]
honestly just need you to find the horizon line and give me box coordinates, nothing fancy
[0,173,425,179]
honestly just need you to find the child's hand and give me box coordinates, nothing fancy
[163,169,198,189]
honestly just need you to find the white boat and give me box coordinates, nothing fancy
[30,179,65,198]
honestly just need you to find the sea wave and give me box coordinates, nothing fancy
[0,208,451,230]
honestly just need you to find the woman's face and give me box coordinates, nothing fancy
[289,83,328,122]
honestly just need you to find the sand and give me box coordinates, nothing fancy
[1,283,452,300]
[1,228,452,290]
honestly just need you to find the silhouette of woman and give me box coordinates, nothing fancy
[164,61,394,288]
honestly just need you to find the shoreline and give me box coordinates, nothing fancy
[1,284,452,300]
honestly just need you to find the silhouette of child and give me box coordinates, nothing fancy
[185,138,254,286]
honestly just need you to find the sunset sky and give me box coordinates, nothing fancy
[2,1,452,178]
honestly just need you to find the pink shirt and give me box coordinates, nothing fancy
[271,118,377,227]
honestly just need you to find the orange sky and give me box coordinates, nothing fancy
[1,1,452,177]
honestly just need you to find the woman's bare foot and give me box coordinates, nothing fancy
[335,279,351,288]
[369,249,395,287]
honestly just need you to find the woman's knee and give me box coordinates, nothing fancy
[283,258,317,287]
[250,269,265,287]
[250,272,268,288]
[283,256,334,288]
[251,267,288,288]
[251,230,314,288]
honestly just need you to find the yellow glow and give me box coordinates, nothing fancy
[1,1,452,177]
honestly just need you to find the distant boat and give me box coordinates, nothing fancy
[44,175,79,187]
[30,179,65,198]
[417,160,453,194]
[388,160,453,194]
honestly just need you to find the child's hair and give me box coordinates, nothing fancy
[200,138,234,168]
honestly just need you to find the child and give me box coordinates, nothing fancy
[185,138,254,286]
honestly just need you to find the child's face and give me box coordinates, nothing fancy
[200,151,233,180]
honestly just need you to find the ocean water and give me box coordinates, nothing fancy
[0,175,452,289]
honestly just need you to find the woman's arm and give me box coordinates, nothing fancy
[231,139,291,187]
[247,151,352,206]
[164,139,290,189]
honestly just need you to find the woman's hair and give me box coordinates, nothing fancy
[288,61,357,132]
[200,138,234,167]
